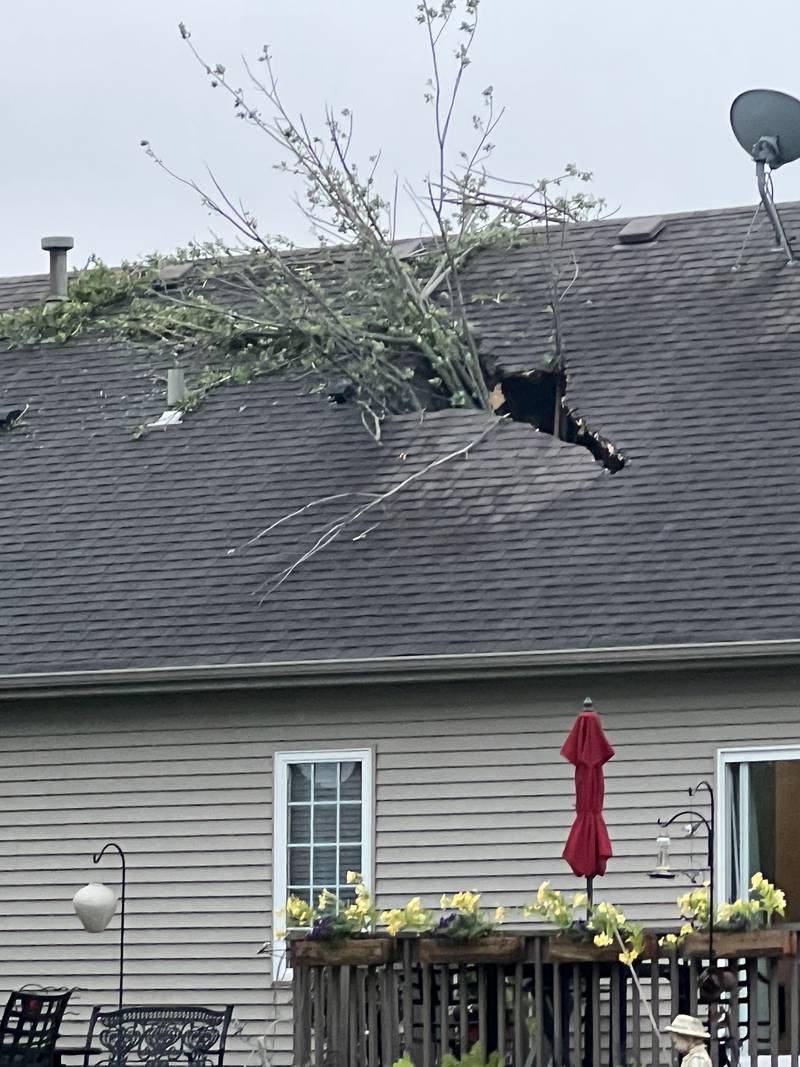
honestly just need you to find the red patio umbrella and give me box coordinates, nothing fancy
[561,697,615,903]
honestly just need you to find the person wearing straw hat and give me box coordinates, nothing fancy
[665,1015,712,1067]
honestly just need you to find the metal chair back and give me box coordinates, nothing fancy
[0,990,72,1067]
[84,1005,233,1067]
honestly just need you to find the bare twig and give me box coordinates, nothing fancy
[227,491,379,556]
[257,416,504,598]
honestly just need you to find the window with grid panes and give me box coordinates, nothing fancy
[286,759,364,910]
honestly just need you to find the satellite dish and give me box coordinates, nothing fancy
[730,89,800,169]
[730,89,800,262]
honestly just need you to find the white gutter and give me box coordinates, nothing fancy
[2,638,800,698]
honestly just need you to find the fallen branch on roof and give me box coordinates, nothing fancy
[225,417,504,599]
[0,1,604,445]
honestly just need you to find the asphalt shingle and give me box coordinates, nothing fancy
[1,202,799,673]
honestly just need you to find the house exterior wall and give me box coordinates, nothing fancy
[0,663,798,1063]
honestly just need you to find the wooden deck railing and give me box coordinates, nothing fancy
[290,929,800,1067]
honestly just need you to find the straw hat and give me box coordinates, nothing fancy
[665,1015,710,1040]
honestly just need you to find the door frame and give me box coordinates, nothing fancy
[716,744,800,903]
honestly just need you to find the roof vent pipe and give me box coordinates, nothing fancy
[167,367,187,407]
[41,236,74,302]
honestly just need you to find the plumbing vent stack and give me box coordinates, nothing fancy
[167,367,187,407]
[41,236,74,302]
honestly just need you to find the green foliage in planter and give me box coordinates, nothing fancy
[523,881,588,931]
[382,890,504,939]
[381,896,437,936]
[435,891,504,939]
[281,871,378,942]
[661,872,788,948]
[524,882,644,965]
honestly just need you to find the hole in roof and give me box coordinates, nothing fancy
[327,363,625,472]
[489,370,625,472]
[0,405,24,431]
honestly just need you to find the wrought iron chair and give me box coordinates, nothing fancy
[83,1006,233,1067]
[0,989,72,1067]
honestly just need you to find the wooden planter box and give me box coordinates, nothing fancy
[545,933,660,964]
[682,928,797,959]
[419,934,525,965]
[546,936,622,963]
[290,936,395,966]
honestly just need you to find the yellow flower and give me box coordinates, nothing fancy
[680,922,694,937]
[593,933,613,948]
[407,897,423,914]
[495,906,506,924]
[751,872,766,891]
[356,882,370,899]
[346,871,362,885]
[451,891,481,913]
[618,949,638,966]
[286,896,315,925]
[440,894,451,910]
[381,908,403,936]
[537,881,550,904]
[750,899,762,913]
[572,892,588,909]
[275,928,286,939]
[660,933,679,947]
[388,914,404,935]
[594,901,625,924]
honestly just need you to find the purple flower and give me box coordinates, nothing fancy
[433,913,459,937]
[308,916,336,941]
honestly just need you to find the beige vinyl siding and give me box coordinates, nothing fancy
[0,708,280,1060]
[0,664,798,1064]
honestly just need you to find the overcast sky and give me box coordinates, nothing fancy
[4,0,800,276]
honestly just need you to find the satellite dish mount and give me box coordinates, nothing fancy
[753,148,793,264]
[730,89,800,264]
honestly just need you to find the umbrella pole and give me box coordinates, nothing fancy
[587,876,593,909]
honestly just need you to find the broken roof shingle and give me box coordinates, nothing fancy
[1,201,800,675]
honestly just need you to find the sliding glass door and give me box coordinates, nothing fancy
[719,746,800,920]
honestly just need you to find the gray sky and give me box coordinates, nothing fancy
[4,0,800,276]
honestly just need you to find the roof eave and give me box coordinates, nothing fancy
[2,638,800,698]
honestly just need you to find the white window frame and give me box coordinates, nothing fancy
[716,744,800,905]
[272,747,374,980]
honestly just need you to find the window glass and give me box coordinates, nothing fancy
[726,757,800,921]
[285,757,364,911]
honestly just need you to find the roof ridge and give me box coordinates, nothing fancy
[565,199,800,233]
[2,199,799,287]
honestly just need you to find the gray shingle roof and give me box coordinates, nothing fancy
[2,202,799,675]
[0,273,50,311]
